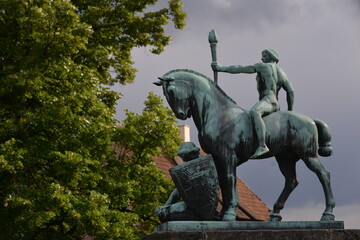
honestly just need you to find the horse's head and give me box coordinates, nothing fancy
[154,73,193,120]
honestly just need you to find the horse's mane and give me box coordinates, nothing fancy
[163,69,237,105]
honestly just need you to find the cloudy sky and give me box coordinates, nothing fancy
[114,0,360,228]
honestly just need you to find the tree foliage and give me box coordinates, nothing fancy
[0,0,185,239]
[112,92,181,236]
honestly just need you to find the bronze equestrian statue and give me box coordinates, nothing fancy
[154,69,335,222]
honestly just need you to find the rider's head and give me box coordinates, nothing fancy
[262,49,279,63]
[177,142,201,162]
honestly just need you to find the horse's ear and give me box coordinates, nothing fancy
[153,80,163,86]
[159,76,175,82]
[166,76,175,81]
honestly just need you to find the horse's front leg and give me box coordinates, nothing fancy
[214,149,238,221]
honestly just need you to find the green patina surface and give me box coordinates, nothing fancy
[155,221,344,232]
[154,30,336,223]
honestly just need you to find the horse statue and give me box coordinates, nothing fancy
[154,69,336,222]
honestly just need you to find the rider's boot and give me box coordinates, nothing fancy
[250,111,270,159]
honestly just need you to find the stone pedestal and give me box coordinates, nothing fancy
[142,221,360,240]
[143,229,360,240]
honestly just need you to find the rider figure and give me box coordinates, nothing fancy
[212,49,294,158]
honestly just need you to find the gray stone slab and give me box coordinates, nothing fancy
[330,229,360,240]
[143,229,360,240]
[204,230,330,240]
[154,221,344,232]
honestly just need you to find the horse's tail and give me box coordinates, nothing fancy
[313,119,333,157]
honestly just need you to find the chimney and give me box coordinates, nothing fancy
[175,125,191,165]
[178,125,190,142]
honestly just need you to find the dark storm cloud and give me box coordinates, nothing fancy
[351,0,360,11]
[177,0,360,37]
[182,0,297,30]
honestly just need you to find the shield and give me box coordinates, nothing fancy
[169,155,219,220]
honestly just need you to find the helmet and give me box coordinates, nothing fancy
[177,142,200,156]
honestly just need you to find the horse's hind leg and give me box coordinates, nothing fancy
[268,154,299,222]
[302,156,336,221]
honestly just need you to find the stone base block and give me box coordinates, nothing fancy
[142,221,360,240]
[143,229,360,240]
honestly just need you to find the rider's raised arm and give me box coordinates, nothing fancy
[212,62,256,74]
[227,65,256,74]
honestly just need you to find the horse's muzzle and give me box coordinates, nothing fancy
[176,108,191,120]
[176,112,187,120]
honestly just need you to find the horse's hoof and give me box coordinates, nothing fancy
[222,212,236,221]
[250,146,270,159]
[321,213,335,221]
[268,213,282,222]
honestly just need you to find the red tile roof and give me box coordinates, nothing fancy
[153,154,270,221]
[153,156,177,179]
[236,178,270,221]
